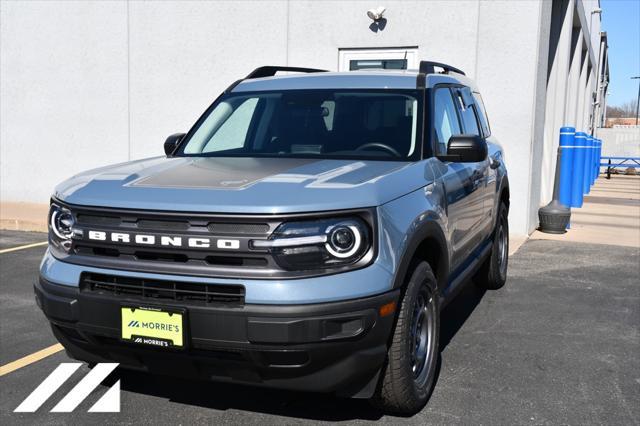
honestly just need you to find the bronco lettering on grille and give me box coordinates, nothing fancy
[86,230,239,250]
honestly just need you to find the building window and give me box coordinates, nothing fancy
[338,47,418,71]
[349,59,408,70]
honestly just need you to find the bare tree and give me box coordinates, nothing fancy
[607,98,639,118]
[619,99,639,116]
[607,105,625,118]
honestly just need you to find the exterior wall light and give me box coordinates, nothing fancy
[367,6,386,21]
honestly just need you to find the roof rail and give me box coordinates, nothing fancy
[419,61,465,76]
[224,66,328,93]
[245,66,328,79]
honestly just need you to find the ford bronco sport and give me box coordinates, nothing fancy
[36,62,509,415]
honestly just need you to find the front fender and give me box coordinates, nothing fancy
[378,186,450,294]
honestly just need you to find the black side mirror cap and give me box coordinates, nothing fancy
[440,134,488,163]
[164,133,186,157]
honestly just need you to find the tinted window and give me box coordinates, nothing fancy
[350,59,408,70]
[454,88,480,136]
[472,92,491,137]
[201,98,259,153]
[433,87,462,155]
[181,90,421,161]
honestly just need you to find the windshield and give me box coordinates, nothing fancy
[178,89,423,161]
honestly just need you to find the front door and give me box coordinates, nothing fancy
[452,87,492,242]
[431,86,487,270]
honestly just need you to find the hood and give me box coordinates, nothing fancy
[54,156,432,213]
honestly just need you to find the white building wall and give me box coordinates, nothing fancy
[474,0,545,236]
[127,1,289,159]
[287,1,479,76]
[540,0,575,206]
[0,0,605,237]
[0,1,129,202]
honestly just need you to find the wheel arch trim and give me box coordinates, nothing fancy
[391,220,450,293]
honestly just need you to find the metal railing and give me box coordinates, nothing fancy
[600,156,640,179]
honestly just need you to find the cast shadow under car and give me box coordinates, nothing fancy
[108,280,486,422]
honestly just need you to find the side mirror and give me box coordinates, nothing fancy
[443,134,487,163]
[164,133,185,157]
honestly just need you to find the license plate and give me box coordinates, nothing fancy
[121,306,184,348]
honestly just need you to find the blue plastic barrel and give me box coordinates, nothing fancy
[591,138,598,186]
[583,136,594,194]
[595,139,602,183]
[571,132,587,207]
[558,127,575,207]
[591,140,596,183]
[584,135,594,194]
[599,139,603,178]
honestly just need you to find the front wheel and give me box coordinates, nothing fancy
[475,201,509,289]
[371,261,440,415]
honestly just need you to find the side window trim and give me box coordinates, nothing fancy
[450,88,465,133]
[472,91,491,138]
[454,86,481,137]
[429,83,464,158]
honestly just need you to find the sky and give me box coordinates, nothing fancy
[601,0,640,107]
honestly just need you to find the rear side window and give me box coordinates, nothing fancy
[472,92,491,137]
[454,87,480,136]
[433,87,462,155]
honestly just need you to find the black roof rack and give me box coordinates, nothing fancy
[419,61,465,76]
[225,66,328,93]
[245,66,328,79]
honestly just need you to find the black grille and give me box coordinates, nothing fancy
[137,219,190,231]
[80,273,245,305]
[74,245,269,267]
[207,222,270,234]
[76,214,122,227]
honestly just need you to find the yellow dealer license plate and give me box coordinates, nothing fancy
[121,306,184,348]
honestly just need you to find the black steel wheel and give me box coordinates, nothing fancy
[475,201,509,289]
[371,261,440,415]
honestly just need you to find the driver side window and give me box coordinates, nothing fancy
[433,87,462,156]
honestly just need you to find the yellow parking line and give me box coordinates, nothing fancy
[0,241,48,254]
[0,344,64,377]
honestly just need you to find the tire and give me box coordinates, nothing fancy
[475,201,509,290]
[371,261,440,415]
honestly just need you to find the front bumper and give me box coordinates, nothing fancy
[35,276,399,397]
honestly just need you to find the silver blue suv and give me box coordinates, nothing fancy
[36,62,509,415]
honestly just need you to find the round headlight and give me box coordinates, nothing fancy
[50,207,75,240]
[326,225,362,258]
[256,216,371,271]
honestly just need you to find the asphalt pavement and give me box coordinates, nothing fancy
[1,230,638,425]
